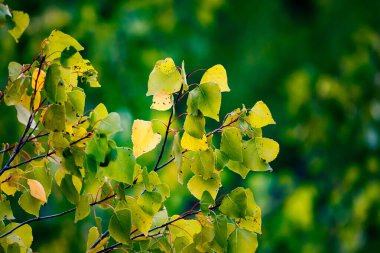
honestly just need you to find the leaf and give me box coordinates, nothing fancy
[97,112,122,136]
[75,194,91,223]
[170,215,202,243]
[220,127,243,162]
[0,201,15,220]
[147,57,182,96]
[238,206,262,234]
[181,132,208,151]
[214,149,229,171]
[15,104,37,128]
[4,77,27,105]
[18,191,42,217]
[85,134,108,163]
[181,60,189,91]
[200,191,215,214]
[150,92,173,111]
[42,104,65,132]
[226,160,250,179]
[255,137,280,163]
[242,139,273,172]
[60,174,80,205]
[109,208,132,244]
[86,227,100,250]
[103,147,136,185]
[27,179,47,203]
[187,173,221,200]
[200,64,230,92]
[2,223,33,248]
[247,101,275,128]
[211,216,228,252]
[219,187,257,219]
[172,132,182,169]
[44,64,67,104]
[0,4,11,27]
[187,82,221,121]
[125,196,153,236]
[227,228,258,253]
[8,62,22,82]
[43,30,84,61]
[67,89,85,117]
[8,11,29,43]
[137,191,163,216]
[90,103,108,127]
[131,120,161,158]
[184,113,205,139]
[190,150,215,179]
[31,69,46,92]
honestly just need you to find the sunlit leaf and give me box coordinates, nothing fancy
[238,206,262,234]
[147,57,182,96]
[8,11,29,43]
[187,173,221,200]
[0,201,15,220]
[242,139,273,172]
[200,64,230,92]
[8,62,22,82]
[43,30,84,61]
[187,82,221,121]
[184,113,205,139]
[170,215,202,243]
[27,179,47,203]
[18,191,42,217]
[221,127,243,161]
[125,196,153,236]
[150,92,173,111]
[102,147,136,185]
[227,228,258,253]
[131,120,161,158]
[181,132,208,151]
[74,194,91,223]
[97,112,122,136]
[42,104,65,132]
[219,187,257,219]
[44,64,66,104]
[255,137,279,163]
[31,69,46,92]
[247,101,275,128]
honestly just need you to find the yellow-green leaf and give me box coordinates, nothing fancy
[200,64,230,92]
[227,228,258,253]
[247,101,275,128]
[147,57,182,96]
[181,132,208,151]
[132,120,161,158]
[187,82,221,121]
[75,194,91,223]
[187,173,221,200]
[221,127,243,162]
[109,208,132,244]
[255,137,279,163]
[8,11,29,43]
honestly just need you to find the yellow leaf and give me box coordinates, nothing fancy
[247,101,275,128]
[150,92,173,111]
[255,137,279,163]
[27,179,47,203]
[32,69,46,92]
[187,174,221,200]
[180,132,208,151]
[170,215,202,242]
[132,120,161,158]
[238,206,262,234]
[200,64,230,92]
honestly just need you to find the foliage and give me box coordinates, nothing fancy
[0,30,279,252]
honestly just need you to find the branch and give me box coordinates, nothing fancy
[89,230,109,250]
[153,85,183,171]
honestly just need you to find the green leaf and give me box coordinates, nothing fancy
[0,201,15,220]
[90,103,108,127]
[214,149,229,171]
[184,113,205,139]
[172,132,182,169]
[221,127,243,161]
[242,139,273,172]
[187,173,221,200]
[2,223,33,248]
[125,196,153,236]
[4,77,27,106]
[227,228,258,253]
[187,82,221,121]
[60,175,80,205]
[97,112,122,136]
[67,89,85,117]
[190,150,215,179]
[200,191,215,214]
[8,62,22,82]
[211,216,228,252]
[42,104,66,132]
[85,135,108,163]
[8,11,29,43]
[86,226,100,250]
[103,147,136,184]
[219,187,257,219]
[255,137,280,163]
[18,191,42,217]
[75,194,91,223]
[181,60,189,91]
[226,160,250,179]
[44,64,67,104]
[147,57,182,96]
[137,191,163,216]
[109,208,132,244]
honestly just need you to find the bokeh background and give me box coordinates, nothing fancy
[1,0,380,252]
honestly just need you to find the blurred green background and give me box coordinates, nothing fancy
[1,0,380,252]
